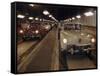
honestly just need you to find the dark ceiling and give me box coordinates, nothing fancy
[16,2,96,21]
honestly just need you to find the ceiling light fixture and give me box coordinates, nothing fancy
[43,10,49,15]
[76,15,81,19]
[28,17,33,20]
[29,4,35,7]
[84,11,94,16]
[72,17,75,20]
[17,14,25,19]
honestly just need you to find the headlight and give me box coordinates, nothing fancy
[19,30,24,34]
[63,38,67,44]
[35,30,39,34]
[91,38,95,43]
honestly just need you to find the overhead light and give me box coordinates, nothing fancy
[28,17,33,20]
[76,15,81,19]
[35,17,39,20]
[63,38,67,44]
[29,4,34,7]
[84,11,94,16]
[17,14,25,19]
[43,10,49,15]
[35,30,39,34]
[19,30,24,34]
[49,15,52,17]
[72,17,75,20]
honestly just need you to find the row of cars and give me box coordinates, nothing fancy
[18,21,54,41]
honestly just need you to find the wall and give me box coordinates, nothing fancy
[63,11,96,27]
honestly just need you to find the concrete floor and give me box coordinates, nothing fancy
[67,54,96,70]
[17,26,96,73]
[17,27,59,73]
